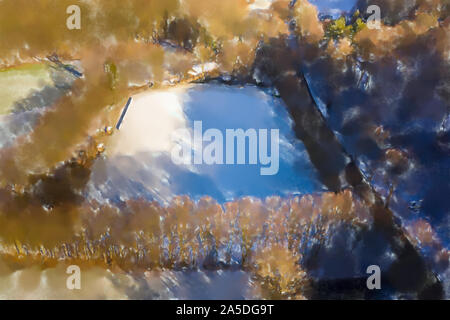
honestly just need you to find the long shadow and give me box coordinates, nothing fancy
[252,37,444,299]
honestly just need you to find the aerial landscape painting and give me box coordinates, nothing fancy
[0,0,448,300]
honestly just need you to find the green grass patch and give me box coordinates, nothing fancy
[0,63,52,114]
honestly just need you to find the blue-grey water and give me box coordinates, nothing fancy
[88,84,323,204]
